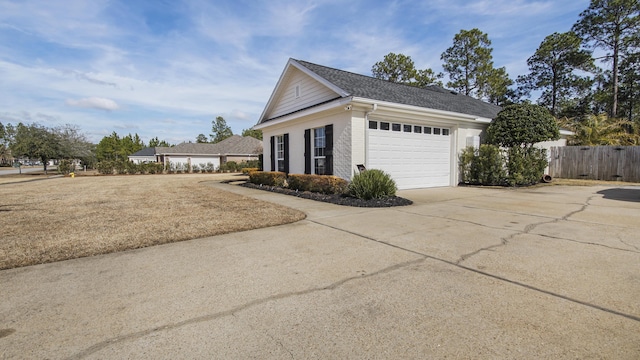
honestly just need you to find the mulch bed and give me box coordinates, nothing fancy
[240,182,413,207]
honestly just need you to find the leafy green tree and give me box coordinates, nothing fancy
[372,52,442,87]
[210,116,233,143]
[241,128,263,140]
[96,132,144,161]
[148,137,171,147]
[572,0,640,117]
[560,113,639,145]
[195,133,208,143]
[10,123,61,174]
[441,28,496,99]
[517,32,595,116]
[486,103,560,148]
[56,124,95,167]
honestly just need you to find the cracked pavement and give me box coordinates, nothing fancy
[1,183,639,359]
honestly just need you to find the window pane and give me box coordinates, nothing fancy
[424,127,432,134]
[314,158,325,175]
[434,128,441,135]
[369,121,378,129]
[414,126,422,133]
[392,123,401,131]
[442,128,450,136]
[380,122,390,130]
[403,124,412,132]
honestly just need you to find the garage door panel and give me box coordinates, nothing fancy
[368,127,451,190]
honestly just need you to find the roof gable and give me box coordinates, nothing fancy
[259,59,349,122]
[258,59,502,124]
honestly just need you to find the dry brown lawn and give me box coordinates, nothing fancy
[0,174,306,270]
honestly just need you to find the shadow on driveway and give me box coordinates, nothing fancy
[596,187,640,202]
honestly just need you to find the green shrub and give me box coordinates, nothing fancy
[239,159,261,170]
[125,161,140,174]
[222,161,238,172]
[204,162,215,173]
[505,147,548,186]
[57,159,74,175]
[249,171,287,187]
[348,169,397,200]
[287,174,349,194]
[459,145,506,185]
[96,161,114,175]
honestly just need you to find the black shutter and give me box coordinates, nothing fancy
[325,124,333,175]
[283,133,289,174]
[304,129,311,174]
[270,136,275,172]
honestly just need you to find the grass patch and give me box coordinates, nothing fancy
[0,174,305,270]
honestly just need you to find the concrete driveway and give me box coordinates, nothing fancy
[1,183,639,359]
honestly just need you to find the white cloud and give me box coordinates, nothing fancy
[66,97,120,111]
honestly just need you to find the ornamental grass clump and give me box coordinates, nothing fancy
[348,169,397,200]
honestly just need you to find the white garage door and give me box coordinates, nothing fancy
[367,121,451,189]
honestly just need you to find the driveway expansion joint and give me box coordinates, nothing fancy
[66,257,425,360]
[306,218,640,324]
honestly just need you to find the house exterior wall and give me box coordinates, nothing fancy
[129,155,156,164]
[225,155,259,163]
[269,68,338,119]
[262,109,352,179]
[166,156,221,170]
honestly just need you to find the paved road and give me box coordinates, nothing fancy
[0,166,47,176]
[1,183,639,359]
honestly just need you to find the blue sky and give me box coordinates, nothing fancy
[0,0,590,144]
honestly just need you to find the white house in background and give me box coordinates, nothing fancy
[128,135,262,170]
[128,147,168,164]
[254,59,568,189]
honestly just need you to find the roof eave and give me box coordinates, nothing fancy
[351,97,493,123]
[254,97,352,129]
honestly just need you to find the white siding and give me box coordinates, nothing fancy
[262,110,353,179]
[129,156,155,164]
[268,68,338,119]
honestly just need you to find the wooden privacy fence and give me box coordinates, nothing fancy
[549,146,640,183]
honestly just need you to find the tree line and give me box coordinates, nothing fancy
[0,115,264,170]
[372,0,639,144]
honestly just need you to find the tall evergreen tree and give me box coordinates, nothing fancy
[210,116,233,144]
[372,52,442,87]
[441,28,496,99]
[572,0,640,116]
[517,32,594,116]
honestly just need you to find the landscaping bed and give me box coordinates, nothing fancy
[241,182,413,207]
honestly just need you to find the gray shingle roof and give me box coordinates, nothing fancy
[130,147,158,157]
[294,59,502,120]
[158,135,262,155]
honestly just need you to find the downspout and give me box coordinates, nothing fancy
[363,103,378,167]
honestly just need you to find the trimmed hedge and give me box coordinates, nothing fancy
[248,171,287,187]
[287,174,349,194]
[241,167,259,174]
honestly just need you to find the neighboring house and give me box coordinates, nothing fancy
[129,147,165,164]
[129,135,262,170]
[255,59,568,189]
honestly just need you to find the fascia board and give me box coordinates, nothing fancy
[288,60,350,97]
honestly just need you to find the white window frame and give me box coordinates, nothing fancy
[276,135,285,172]
[313,127,326,175]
